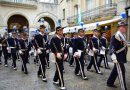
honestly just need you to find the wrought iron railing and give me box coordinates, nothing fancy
[67,3,117,25]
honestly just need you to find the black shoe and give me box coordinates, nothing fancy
[87,69,94,72]
[0,62,2,65]
[105,67,111,69]
[75,73,81,76]
[96,72,103,75]
[13,67,17,70]
[42,77,47,82]
[4,64,8,67]
[60,87,66,90]
[53,81,59,85]
[37,74,42,78]
[83,76,88,80]
[70,64,74,67]
[24,71,28,74]
[107,84,117,88]
[22,69,24,72]
[99,66,103,68]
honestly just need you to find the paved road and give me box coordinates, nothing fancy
[0,56,130,90]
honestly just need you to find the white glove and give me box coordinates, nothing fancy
[46,49,49,53]
[7,47,11,53]
[74,50,82,58]
[69,47,73,54]
[64,54,68,60]
[93,47,98,52]
[7,47,10,50]
[74,52,78,57]
[34,51,37,56]
[0,44,2,46]
[29,51,31,54]
[19,50,23,55]
[77,50,82,57]
[66,44,69,47]
[111,54,117,63]
[113,59,118,63]
[102,46,106,50]
[37,48,42,54]
[56,53,62,60]
[86,49,89,52]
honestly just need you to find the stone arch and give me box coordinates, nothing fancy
[3,10,30,27]
[34,12,58,31]
[7,14,29,32]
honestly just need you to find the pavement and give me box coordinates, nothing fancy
[0,55,130,90]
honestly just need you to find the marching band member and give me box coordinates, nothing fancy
[107,21,128,90]
[69,32,78,66]
[43,33,50,69]
[50,26,67,90]
[1,33,9,67]
[87,29,102,74]
[74,28,88,80]
[97,32,110,69]
[7,32,18,70]
[0,34,2,64]
[33,25,47,82]
[18,32,30,74]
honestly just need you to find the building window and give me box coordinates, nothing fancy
[74,4,78,15]
[63,9,65,20]
[106,0,112,5]
[86,0,94,10]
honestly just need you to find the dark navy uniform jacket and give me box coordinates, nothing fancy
[0,37,2,44]
[75,36,87,52]
[71,38,76,53]
[100,37,107,48]
[50,35,66,55]
[33,33,46,50]
[18,39,28,50]
[43,34,50,50]
[1,37,8,47]
[110,35,128,63]
[61,37,70,53]
[7,37,18,50]
[18,39,32,51]
[0,37,3,50]
[89,36,100,50]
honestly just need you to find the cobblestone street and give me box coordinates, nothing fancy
[0,56,130,90]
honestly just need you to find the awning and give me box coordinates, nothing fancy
[83,23,97,31]
[63,16,122,33]
[98,16,121,26]
[85,30,93,34]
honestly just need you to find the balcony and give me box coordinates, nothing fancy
[67,3,117,26]
[0,0,37,9]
